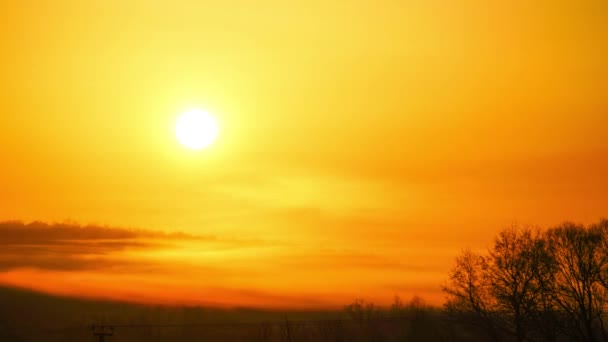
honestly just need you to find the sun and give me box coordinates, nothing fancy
[175,109,219,150]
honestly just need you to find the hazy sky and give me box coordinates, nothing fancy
[1,0,607,307]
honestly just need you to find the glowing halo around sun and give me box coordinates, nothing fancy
[175,109,219,150]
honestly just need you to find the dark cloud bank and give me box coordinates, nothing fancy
[0,221,198,272]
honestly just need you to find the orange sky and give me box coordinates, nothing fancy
[0,0,607,308]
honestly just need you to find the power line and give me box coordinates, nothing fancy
[106,317,404,327]
[91,316,410,330]
[90,316,415,340]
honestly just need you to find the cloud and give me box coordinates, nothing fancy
[0,220,204,242]
[0,220,451,307]
[0,221,196,272]
[0,219,352,308]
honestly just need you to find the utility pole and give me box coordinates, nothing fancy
[91,325,114,342]
[284,318,292,342]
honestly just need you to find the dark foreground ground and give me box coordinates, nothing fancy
[0,286,473,342]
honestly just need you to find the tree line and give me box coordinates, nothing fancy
[443,219,608,342]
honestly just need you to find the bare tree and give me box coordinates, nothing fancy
[443,220,608,342]
[545,223,608,342]
[593,219,608,290]
[593,219,608,340]
[443,249,503,342]
[487,227,553,342]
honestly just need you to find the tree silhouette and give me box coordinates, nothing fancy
[443,219,608,342]
[443,249,503,341]
[545,223,608,342]
[486,227,553,342]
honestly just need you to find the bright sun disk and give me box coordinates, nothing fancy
[175,109,219,150]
